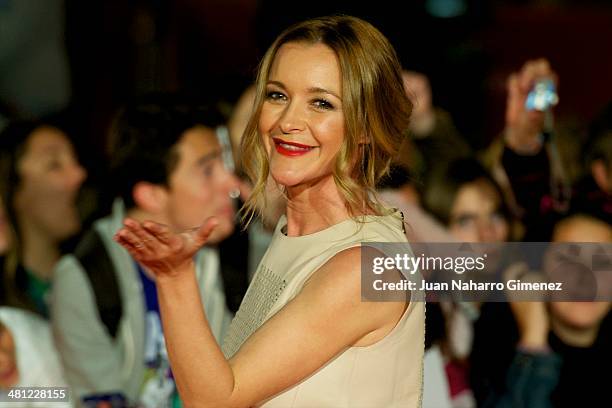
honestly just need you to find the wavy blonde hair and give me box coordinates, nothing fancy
[240,15,412,225]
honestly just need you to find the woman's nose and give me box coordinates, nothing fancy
[477,220,498,243]
[66,162,87,190]
[279,103,306,134]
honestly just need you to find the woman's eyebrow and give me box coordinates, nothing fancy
[267,80,286,89]
[267,80,341,101]
[307,86,341,101]
[35,144,67,155]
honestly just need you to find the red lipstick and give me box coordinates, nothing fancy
[272,138,317,157]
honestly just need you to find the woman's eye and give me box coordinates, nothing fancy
[312,98,334,110]
[266,91,286,102]
[453,215,475,228]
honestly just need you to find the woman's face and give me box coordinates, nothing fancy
[448,180,509,243]
[0,323,18,389]
[549,217,612,330]
[259,42,345,189]
[13,126,87,242]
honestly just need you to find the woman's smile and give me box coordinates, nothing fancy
[273,137,319,156]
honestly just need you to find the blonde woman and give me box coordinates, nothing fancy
[116,15,424,407]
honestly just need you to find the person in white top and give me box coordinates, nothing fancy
[0,307,72,407]
[115,15,424,407]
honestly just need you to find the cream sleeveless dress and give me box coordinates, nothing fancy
[222,211,425,408]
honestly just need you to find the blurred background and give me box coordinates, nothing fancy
[2,0,611,161]
[1,2,611,406]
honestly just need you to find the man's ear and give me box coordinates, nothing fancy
[132,181,169,214]
[591,160,611,193]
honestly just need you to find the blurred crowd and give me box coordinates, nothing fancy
[0,1,611,408]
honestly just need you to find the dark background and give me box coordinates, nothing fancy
[7,0,612,169]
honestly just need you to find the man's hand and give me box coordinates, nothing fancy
[114,217,218,279]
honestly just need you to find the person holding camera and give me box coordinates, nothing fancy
[482,59,571,241]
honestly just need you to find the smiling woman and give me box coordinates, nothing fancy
[0,121,86,318]
[241,16,413,226]
[258,42,346,200]
[115,15,424,408]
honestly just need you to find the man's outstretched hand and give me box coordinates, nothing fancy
[114,217,219,279]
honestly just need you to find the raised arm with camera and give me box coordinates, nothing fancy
[483,58,569,241]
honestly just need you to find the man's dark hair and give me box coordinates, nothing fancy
[109,93,225,209]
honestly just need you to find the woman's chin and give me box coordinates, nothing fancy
[270,170,305,189]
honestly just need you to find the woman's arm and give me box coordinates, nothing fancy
[115,218,407,408]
